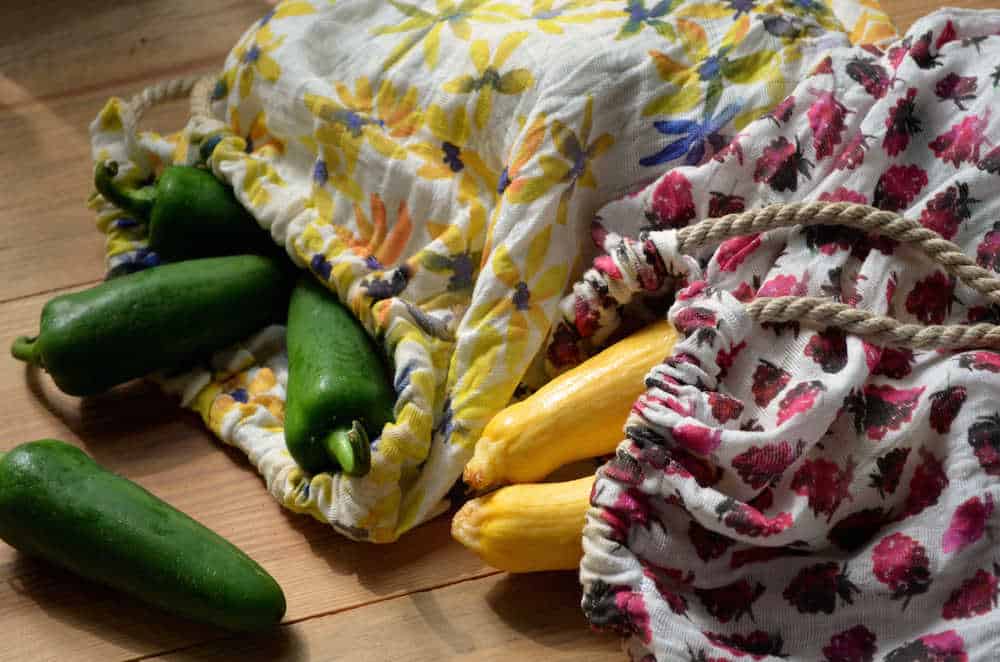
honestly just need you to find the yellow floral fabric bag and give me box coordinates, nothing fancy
[89,0,895,542]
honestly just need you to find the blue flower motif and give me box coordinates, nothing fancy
[313,159,328,185]
[448,253,474,291]
[230,388,249,403]
[619,0,673,37]
[726,0,756,16]
[394,361,416,395]
[311,253,332,280]
[442,142,464,172]
[211,79,227,101]
[259,8,276,26]
[698,55,722,81]
[639,103,743,167]
[512,281,531,310]
[112,217,141,230]
[243,44,261,65]
[497,166,511,194]
[364,255,382,270]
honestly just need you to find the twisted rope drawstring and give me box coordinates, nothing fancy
[558,201,1000,352]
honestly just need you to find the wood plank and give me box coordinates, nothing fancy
[0,1,268,301]
[887,0,999,31]
[0,288,494,661]
[151,573,620,662]
[0,1,266,107]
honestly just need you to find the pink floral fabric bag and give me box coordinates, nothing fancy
[565,9,1000,661]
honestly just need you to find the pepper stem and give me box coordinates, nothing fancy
[93,161,156,220]
[322,421,371,477]
[11,336,41,366]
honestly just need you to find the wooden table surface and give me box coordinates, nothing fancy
[0,1,996,660]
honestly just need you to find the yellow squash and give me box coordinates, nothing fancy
[463,320,678,491]
[452,475,594,573]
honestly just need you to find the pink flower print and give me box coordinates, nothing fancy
[823,624,877,662]
[732,281,756,302]
[651,171,696,228]
[835,134,873,171]
[873,164,928,212]
[754,136,813,192]
[783,562,859,614]
[672,423,723,455]
[936,73,978,111]
[845,385,925,441]
[820,187,868,204]
[978,144,1000,174]
[751,360,791,407]
[919,182,978,239]
[808,88,851,160]
[805,329,848,373]
[708,191,745,218]
[929,385,967,434]
[715,497,792,538]
[942,566,1000,619]
[869,447,911,498]
[905,272,954,324]
[694,579,765,623]
[935,20,958,49]
[885,631,967,662]
[871,346,915,379]
[615,590,652,644]
[704,631,787,659]
[872,532,932,608]
[758,273,808,297]
[715,340,746,379]
[716,234,761,272]
[847,56,892,99]
[902,447,948,518]
[777,380,826,425]
[930,110,992,167]
[792,456,856,521]
[708,392,743,424]
[812,56,834,75]
[958,351,1000,373]
[883,88,921,156]
[909,30,942,69]
[967,413,1000,475]
[976,223,1000,271]
[731,440,803,490]
[674,306,718,334]
[942,494,994,554]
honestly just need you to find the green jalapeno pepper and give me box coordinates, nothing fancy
[284,277,396,476]
[0,440,286,631]
[11,255,292,396]
[94,161,276,262]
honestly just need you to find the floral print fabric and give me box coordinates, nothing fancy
[577,9,1000,660]
[88,0,891,542]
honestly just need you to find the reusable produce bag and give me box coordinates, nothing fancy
[88,0,892,542]
[568,9,1000,660]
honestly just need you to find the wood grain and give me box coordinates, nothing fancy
[152,573,619,662]
[2,0,997,660]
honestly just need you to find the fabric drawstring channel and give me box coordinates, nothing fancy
[561,200,1000,351]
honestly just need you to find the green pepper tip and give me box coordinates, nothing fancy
[322,421,371,477]
[94,160,155,220]
[11,336,40,366]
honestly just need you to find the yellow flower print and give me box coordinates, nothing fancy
[257,0,317,26]
[443,32,534,129]
[304,77,420,173]
[644,15,779,120]
[408,105,498,206]
[305,141,364,210]
[232,24,285,100]
[341,193,416,268]
[417,198,487,292]
[373,0,520,71]
[505,96,613,225]
[470,225,568,372]
[531,0,622,35]
[230,109,285,157]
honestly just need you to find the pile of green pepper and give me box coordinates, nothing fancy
[4,160,399,630]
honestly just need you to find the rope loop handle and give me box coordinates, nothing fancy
[122,74,217,129]
[559,201,1000,353]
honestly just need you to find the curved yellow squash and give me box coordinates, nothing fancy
[463,320,678,491]
[451,475,595,573]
